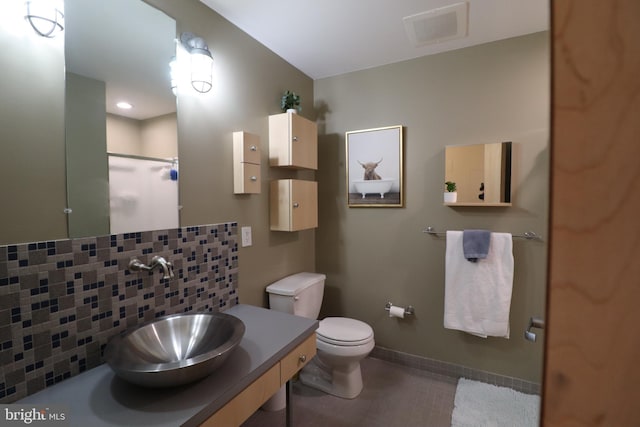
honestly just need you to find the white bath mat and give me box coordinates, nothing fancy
[451,378,540,427]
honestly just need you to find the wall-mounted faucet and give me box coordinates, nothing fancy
[128,256,174,280]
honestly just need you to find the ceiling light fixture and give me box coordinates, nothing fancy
[24,0,64,38]
[116,102,133,110]
[180,32,213,93]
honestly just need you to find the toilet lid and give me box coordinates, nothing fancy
[266,272,326,296]
[317,317,373,346]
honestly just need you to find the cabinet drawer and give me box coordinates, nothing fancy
[201,363,280,427]
[280,333,316,384]
[233,131,260,164]
[234,163,260,194]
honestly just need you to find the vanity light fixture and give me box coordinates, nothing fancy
[179,32,213,93]
[24,0,64,38]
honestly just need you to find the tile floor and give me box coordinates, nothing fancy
[242,357,458,427]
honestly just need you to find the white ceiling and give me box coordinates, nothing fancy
[200,0,549,80]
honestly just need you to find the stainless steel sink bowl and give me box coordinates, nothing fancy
[104,312,245,388]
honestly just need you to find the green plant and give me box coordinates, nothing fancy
[280,90,301,112]
[445,181,457,192]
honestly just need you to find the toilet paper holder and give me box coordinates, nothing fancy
[385,302,414,316]
[524,316,545,342]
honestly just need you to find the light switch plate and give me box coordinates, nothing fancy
[241,226,252,247]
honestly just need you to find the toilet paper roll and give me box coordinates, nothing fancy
[388,305,405,319]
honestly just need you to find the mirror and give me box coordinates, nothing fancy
[445,142,512,206]
[1,2,66,246]
[65,0,178,237]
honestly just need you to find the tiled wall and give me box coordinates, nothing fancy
[0,222,239,403]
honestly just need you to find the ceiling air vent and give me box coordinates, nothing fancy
[403,2,468,47]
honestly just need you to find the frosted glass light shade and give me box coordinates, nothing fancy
[190,50,213,93]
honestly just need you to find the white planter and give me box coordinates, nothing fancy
[444,192,457,203]
[286,109,297,114]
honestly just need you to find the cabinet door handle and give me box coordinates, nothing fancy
[293,202,300,208]
[249,176,257,181]
[299,355,307,363]
[292,136,298,142]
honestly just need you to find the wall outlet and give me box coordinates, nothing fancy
[241,226,252,247]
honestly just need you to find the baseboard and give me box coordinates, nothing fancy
[370,346,540,395]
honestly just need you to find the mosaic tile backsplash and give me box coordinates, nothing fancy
[0,222,239,403]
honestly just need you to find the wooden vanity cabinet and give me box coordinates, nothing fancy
[201,333,316,427]
[201,364,280,427]
[279,333,317,383]
[270,179,318,232]
[269,113,317,170]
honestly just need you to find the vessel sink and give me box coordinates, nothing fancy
[104,312,245,388]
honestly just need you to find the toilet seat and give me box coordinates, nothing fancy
[317,317,373,346]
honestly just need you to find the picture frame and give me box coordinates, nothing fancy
[346,125,404,207]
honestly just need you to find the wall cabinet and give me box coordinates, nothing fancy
[270,179,318,231]
[201,333,316,427]
[233,131,261,194]
[444,141,512,206]
[269,112,317,170]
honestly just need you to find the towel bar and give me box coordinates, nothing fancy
[422,226,543,241]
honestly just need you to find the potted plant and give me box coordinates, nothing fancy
[280,90,301,114]
[444,181,457,203]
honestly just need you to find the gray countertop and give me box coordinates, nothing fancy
[19,304,318,427]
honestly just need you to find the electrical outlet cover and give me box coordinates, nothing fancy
[241,226,252,247]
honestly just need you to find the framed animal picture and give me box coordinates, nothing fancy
[345,125,404,207]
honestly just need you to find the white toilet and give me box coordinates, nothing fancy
[266,272,375,399]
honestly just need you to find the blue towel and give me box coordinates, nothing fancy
[463,229,491,262]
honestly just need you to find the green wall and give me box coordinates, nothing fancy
[1,0,549,383]
[1,0,316,309]
[147,0,316,308]
[314,32,550,382]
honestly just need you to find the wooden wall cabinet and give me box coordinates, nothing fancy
[268,112,317,170]
[233,131,261,194]
[444,141,512,206]
[270,179,318,231]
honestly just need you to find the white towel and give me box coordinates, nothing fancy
[444,231,514,338]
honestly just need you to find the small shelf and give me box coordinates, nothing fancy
[445,202,512,207]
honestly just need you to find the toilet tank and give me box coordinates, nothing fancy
[266,272,326,319]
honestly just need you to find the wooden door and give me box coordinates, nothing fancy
[544,0,640,425]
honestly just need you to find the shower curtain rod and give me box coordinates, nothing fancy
[422,226,543,241]
[108,152,177,164]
